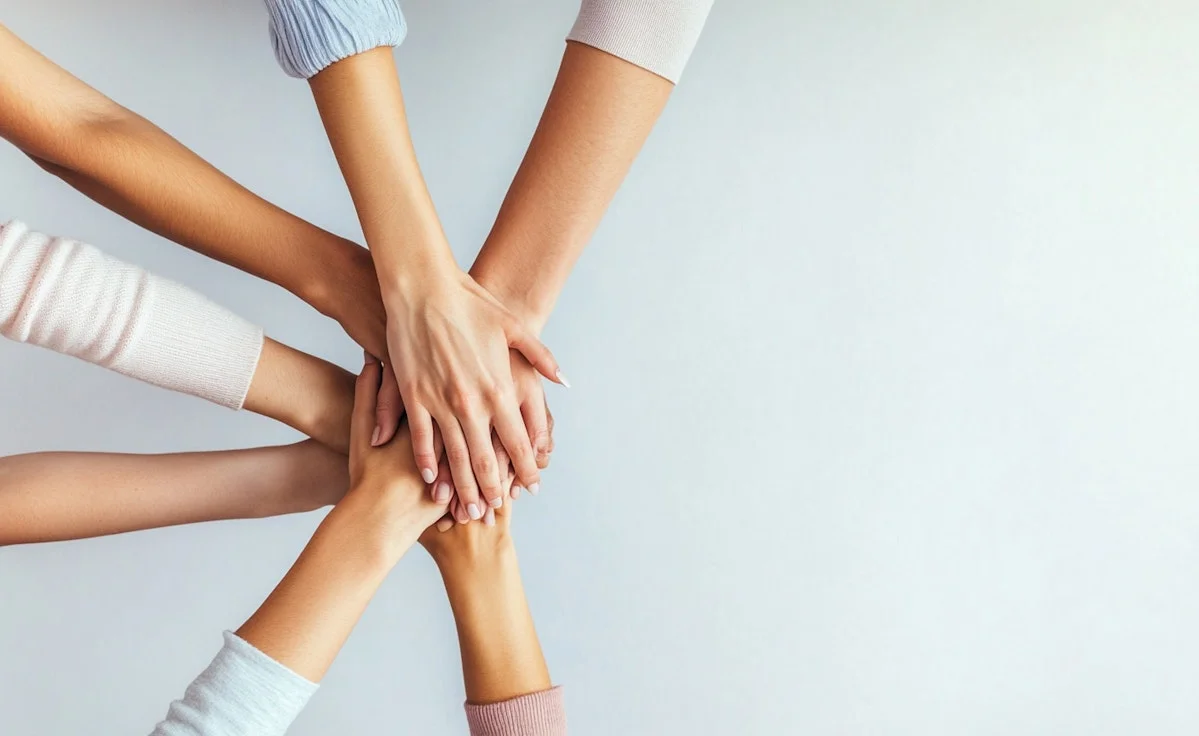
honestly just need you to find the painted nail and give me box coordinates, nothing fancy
[421,468,436,484]
[371,427,382,446]
[484,509,496,527]
[434,482,452,504]
[512,486,522,499]
[467,503,482,520]
[528,482,540,496]
[555,370,572,388]
[488,496,503,509]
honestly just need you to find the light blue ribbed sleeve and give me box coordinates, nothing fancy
[150,632,318,736]
[263,0,407,79]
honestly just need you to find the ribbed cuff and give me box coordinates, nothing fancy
[127,278,264,410]
[264,0,408,79]
[464,687,568,736]
[567,0,714,83]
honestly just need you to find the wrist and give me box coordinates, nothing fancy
[433,535,519,580]
[338,478,441,564]
[299,236,375,320]
[468,268,552,335]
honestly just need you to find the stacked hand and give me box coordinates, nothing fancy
[328,252,561,524]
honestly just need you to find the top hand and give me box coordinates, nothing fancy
[382,266,567,520]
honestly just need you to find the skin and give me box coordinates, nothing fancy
[310,41,674,516]
[236,355,455,681]
[0,440,347,547]
[309,50,563,519]
[420,500,553,704]
[0,24,383,362]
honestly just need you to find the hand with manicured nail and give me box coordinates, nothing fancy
[345,354,451,552]
[419,465,517,559]
[379,268,568,519]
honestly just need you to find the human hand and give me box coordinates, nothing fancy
[310,241,413,447]
[382,267,567,519]
[341,352,448,558]
[420,472,516,564]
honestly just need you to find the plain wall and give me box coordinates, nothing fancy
[3,1,1199,734]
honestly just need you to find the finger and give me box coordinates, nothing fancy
[495,400,540,494]
[373,361,403,446]
[408,403,437,484]
[507,325,569,387]
[441,416,483,521]
[546,403,556,456]
[462,414,504,511]
[430,428,454,504]
[351,353,384,463]
[435,516,454,533]
[522,389,551,471]
[452,495,470,525]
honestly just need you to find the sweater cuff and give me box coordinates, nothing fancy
[151,632,318,736]
[464,687,568,736]
[131,278,264,411]
[264,0,408,79]
[567,0,714,83]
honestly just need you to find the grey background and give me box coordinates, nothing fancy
[3,1,1199,734]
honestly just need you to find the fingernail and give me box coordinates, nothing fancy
[555,370,572,388]
[434,482,451,503]
[512,486,522,499]
[484,510,496,527]
[528,482,540,496]
[467,503,482,520]
[421,468,436,484]
[371,427,382,446]
[489,496,503,509]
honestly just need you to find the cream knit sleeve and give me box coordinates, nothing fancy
[0,220,264,410]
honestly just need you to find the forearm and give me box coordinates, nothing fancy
[308,48,455,290]
[0,220,354,451]
[470,42,673,332]
[25,120,364,317]
[237,474,430,681]
[0,441,346,546]
[436,542,551,704]
[244,338,355,454]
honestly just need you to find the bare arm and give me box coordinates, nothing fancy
[0,23,385,359]
[0,440,346,546]
[309,50,561,520]
[471,41,673,332]
[236,356,448,681]
[420,506,551,705]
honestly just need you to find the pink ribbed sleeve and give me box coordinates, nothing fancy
[465,687,568,736]
[567,0,714,83]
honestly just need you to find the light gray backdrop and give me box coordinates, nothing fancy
[3,1,1199,734]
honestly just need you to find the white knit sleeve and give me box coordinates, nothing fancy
[0,220,264,410]
[567,0,714,83]
[150,632,319,736]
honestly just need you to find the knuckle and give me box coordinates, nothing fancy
[446,445,471,466]
[446,387,477,415]
[473,454,495,478]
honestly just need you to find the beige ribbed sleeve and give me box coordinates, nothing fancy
[567,0,714,83]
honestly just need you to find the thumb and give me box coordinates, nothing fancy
[508,325,570,388]
[351,352,384,459]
